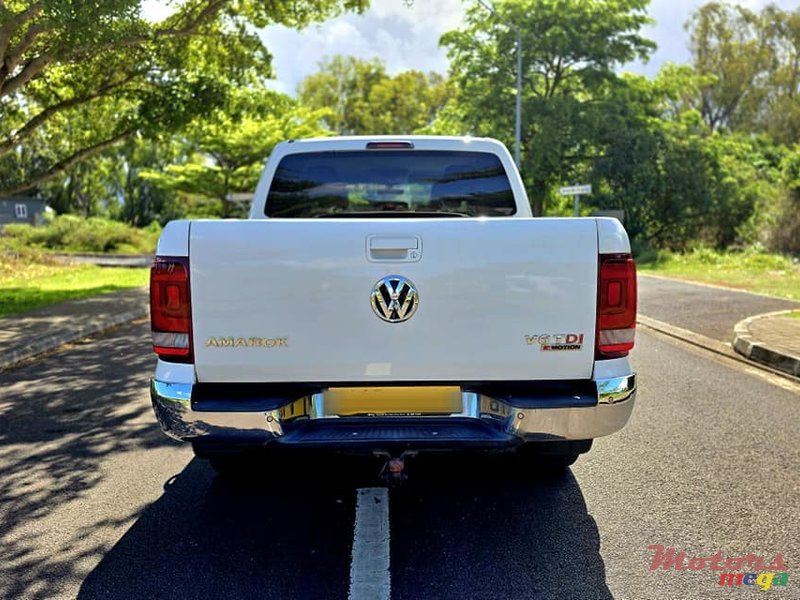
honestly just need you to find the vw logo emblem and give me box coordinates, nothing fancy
[371,275,419,323]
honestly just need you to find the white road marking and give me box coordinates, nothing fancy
[349,487,391,600]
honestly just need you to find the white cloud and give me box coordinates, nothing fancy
[143,0,797,91]
[259,0,464,94]
[141,0,174,22]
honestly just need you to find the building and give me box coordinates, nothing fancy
[0,197,47,227]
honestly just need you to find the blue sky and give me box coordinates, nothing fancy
[143,0,796,96]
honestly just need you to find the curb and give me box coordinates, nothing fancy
[637,315,800,387]
[0,307,148,372]
[732,311,800,378]
[637,315,733,357]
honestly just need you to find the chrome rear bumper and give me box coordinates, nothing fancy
[150,375,636,448]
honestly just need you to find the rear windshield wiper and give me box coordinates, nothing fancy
[312,211,470,218]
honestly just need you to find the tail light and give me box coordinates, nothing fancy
[597,254,637,358]
[150,256,192,362]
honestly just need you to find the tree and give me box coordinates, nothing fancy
[686,2,800,142]
[141,90,330,218]
[364,70,453,134]
[587,69,782,251]
[760,5,800,145]
[298,55,453,135]
[441,0,654,216]
[299,55,387,134]
[0,0,368,196]
[687,2,773,132]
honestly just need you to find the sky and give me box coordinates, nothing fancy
[143,0,796,96]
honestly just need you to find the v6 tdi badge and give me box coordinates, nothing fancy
[525,333,585,351]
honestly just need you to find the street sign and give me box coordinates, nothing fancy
[559,184,592,217]
[558,184,592,196]
[226,192,254,202]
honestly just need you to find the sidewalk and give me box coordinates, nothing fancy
[0,287,148,371]
[733,311,800,378]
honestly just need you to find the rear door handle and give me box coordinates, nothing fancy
[367,235,422,262]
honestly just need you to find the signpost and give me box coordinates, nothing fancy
[559,184,592,217]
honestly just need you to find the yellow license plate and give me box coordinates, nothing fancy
[324,386,462,416]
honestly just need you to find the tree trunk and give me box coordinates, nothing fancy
[530,178,546,217]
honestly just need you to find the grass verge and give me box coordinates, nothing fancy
[0,239,148,316]
[637,247,800,301]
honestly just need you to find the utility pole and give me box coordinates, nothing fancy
[476,0,522,170]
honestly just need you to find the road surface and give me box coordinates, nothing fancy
[638,274,798,342]
[1,285,798,599]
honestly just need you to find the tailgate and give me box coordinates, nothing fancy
[190,218,598,383]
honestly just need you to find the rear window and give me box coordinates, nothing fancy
[265,150,516,218]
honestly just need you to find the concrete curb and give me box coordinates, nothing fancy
[732,311,800,378]
[0,307,148,372]
[637,315,733,357]
[637,314,800,386]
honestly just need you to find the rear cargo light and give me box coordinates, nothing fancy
[150,256,192,362]
[366,141,414,149]
[597,254,637,358]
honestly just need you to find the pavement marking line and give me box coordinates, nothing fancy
[349,487,391,600]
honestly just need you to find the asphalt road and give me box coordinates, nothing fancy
[638,275,799,342]
[1,321,798,599]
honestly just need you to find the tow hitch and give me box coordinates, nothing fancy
[376,451,416,485]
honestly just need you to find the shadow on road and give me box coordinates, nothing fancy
[391,454,612,600]
[0,323,166,600]
[78,452,610,600]
[78,455,367,600]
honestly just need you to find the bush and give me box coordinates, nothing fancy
[2,215,160,254]
[768,196,800,256]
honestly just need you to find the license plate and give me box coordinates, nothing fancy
[324,386,462,416]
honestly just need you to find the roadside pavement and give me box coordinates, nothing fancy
[732,311,800,377]
[0,287,148,371]
[0,275,797,378]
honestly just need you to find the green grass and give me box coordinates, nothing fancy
[787,311,800,319]
[637,247,800,301]
[0,238,149,316]
[0,264,148,317]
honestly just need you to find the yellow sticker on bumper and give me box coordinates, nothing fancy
[324,386,462,416]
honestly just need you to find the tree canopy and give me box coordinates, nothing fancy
[1,0,798,257]
[0,0,368,195]
[440,0,655,215]
[687,2,800,143]
[141,90,330,218]
[298,55,453,135]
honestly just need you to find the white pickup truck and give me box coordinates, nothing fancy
[149,136,637,475]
